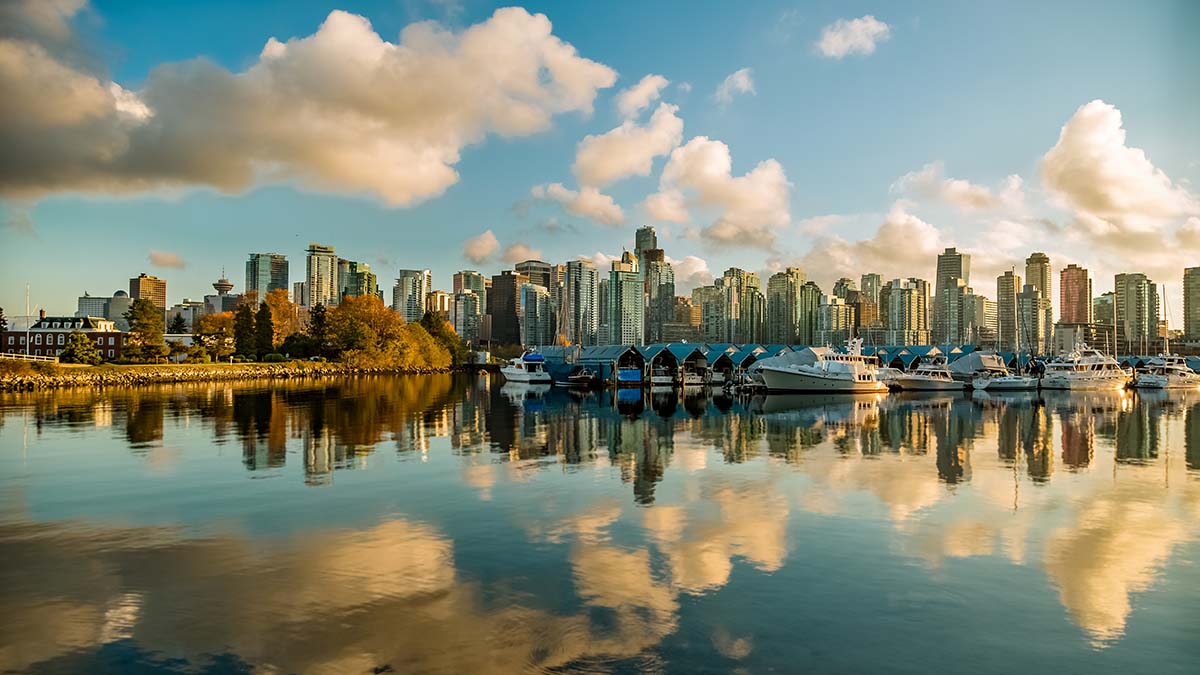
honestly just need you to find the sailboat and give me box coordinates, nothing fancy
[1133,285,1200,390]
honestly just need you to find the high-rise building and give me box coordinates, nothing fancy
[936,248,971,290]
[519,283,553,346]
[563,259,599,346]
[882,278,930,345]
[1025,252,1053,344]
[933,278,971,344]
[451,290,482,344]
[76,292,110,318]
[454,270,489,310]
[425,289,452,319]
[796,281,822,346]
[514,260,553,290]
[933,248,971,346]
[644,255,675,343]
[964,294,998,346]
[692,284,724,343]
[292,282,306,307]
[489,271,529,345]
[816,296,855,345]
[634,226,658,261]
[338,259,379,299]
[1185,267,1200,342]
[765,268,807,343]
[1060,264,1092,325]
[662,296,698,342]
[129,273,167,310]
[305,243,339,307]
[997,271,1022,351]
[245,253,289,300]
[832,277,857,300]
[1114,273,1159,354]
[607,252,644,345]
[860,273,882,305]
[1017,284,1052,354]
[392,269,432,323]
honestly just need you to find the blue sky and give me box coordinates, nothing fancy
[1,0,1197,319]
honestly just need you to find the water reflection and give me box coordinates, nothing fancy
[1,377,1198,673]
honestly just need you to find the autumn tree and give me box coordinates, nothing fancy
[193,312,235,361]
[233,304,256,359]
[59,331,102,365]
[419,311,469,365]
[255,302,275,357]
[264,289,299,344]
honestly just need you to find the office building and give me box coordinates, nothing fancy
[519,283,553,346]
[816,296,855,345]
[338,259,379,299]
[392,269,432,323]
[514,260,553,290]
[292,282,306,306]
[1017,284,1052,354]
[245,253,289,300]
[644,254,675,343]
[451,290,482,344]
[634,226,658,261]
[997,271,1021,351]
[562,259,599,346]
[860,273,882,305]
[453,270,489,310]
[305,243,339,307]
[832,277,857,300]
[1185,267,1200,342]
[1060,264,1092,325]
[605,252,644,345]
[882,278,930,345]
[489,271,529,345]
[1114,273,1159,354]
[766,268,807,344]
[936,248,971,290]
[129,273,167,310]
[934,278,971,344]
[1025,252,1053,343]
[933,248,970,345]
[964,294,997,346]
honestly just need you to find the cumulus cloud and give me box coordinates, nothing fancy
[462,229,500,263]
[800,200,945,287]
[503,242,543,264]
[531,182,624,225]
[0,5,617,205]
[643,188,690,223]
[714,67,755,104]
[893,161,1012,211]
[582,251,619,270]
[1041,100,1197,246]
[816,15,891,59]
[666,255,714,291]
[615,73,669,119]
[147,249,186,269]
[573,103,683,186]
[647,136,791,247]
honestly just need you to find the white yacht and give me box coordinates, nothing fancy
[649,365,675,386]
[891,356,964,391]
[1040,342,1129,391]
[756,339,888,393]
[972,371,1039,391]
[1133,355,1200,390]
[499,352,552,384]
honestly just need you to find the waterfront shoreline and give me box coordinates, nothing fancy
[0,362,459,391]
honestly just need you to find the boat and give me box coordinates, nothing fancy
[559,366,598,388]
[680,370,705,386]
[972,371,1039,391]
[1040,341,1129,391]
[649,365,675,386]
[756,338,888,394]
[891,355,964,391]
[1133,355,1200,389]
[499,352,552,384]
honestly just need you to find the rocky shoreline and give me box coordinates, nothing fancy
[0,362,456,391]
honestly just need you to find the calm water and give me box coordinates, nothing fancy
[1,375,1197,674]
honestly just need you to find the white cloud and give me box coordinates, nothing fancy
[799,201,945,287]
[462,229,500,263]
[666,255,714,292]
[642,188,689,223]
[648,136,791,248]
[677,82,692,94]
[816,15,891,59]
[503,242,542,264]
[147,249,186,269]
[714,68,755,104]
[531,182,624,226]
[573,103,683,187]
[581,251,619,270]
[1041,99,1197,246]
[615,74,669,119]
[0,6,617,205]
[796,214,842,234]
[893,162,1002,211]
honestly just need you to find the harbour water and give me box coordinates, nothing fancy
[1,374,1197,674]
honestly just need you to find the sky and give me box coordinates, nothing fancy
[1,0,1198,321]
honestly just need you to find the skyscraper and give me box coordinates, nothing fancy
[882,278,930,345]
[451,290,481,345]
[129,273,167,310]
[644,254,675,343]
[634,226,658,261]
[519,283,552,346]
[860,273,882,305]
[1017,283,1051,354]
[832,277,857,300]
[563,259,599,346]
[514,260,553,290]
[453,270,488,310]
[816,296,854,345]
[934,248,971,345]
[338,259,378,299]
[934,278,971,344]
[607,252,644,345]
[997,270,1021,351]
[1114,273,1159,354]
[1059,264,1092,325]
[489,271,529,345]
[1025,252,1053,342]
[1185,267,1200,342]
[305,243,339,307]
[245,253,289,300]
[936,248,971,290]
[392,269,431,323]
[766,268,807,343]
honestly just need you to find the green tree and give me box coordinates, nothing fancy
[0,307,8,333]
[255,302,275,357]
[59,331,102,365]
[193,312,235,361]
[123,298,167,362]
[308,303,329,356]
[167,314,188,334]
[234,304,256,359]
[419,311,470,365]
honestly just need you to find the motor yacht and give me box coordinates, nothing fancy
[891,355,964,391]
[1133,355,1200,390]
[1040,342,1129,391]
[499,352,552,384]
[972,370,1039,391]
[756,339,888,393]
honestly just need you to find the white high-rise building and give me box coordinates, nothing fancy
[393,269,431,323]
[305,243,339,307]
[563,259,599,346]
[606,252,644,345]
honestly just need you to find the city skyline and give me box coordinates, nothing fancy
[1,1,1198,322]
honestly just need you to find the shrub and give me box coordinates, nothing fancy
[262,353,287,363]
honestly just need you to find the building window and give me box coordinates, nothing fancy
[5,336,11,345]
[108,337,115,345]
[19,336,25,345]
[58,334,65,345]
[34,334,41,345]
[108,350,114,358]
[34,349,40,356]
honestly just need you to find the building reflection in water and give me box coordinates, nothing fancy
[2,378,1199,662]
